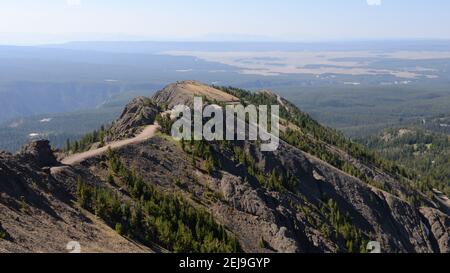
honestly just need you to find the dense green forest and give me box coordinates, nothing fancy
[361,128,450,196]
[0,110,119,153]
[276,84,450,138]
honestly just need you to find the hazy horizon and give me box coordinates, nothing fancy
[2,0,450,45]
[2,37,450,48]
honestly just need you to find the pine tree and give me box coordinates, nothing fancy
[76,178,90,209]
[191,152,196,167]
[115,223,123,235]
[66,139,71,152]
[0,222,8,240]
[259,237,267,249]
[107,173,115,184]
[205,156,215,174]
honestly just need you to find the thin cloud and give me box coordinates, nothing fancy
[66,0,81,7]
[367,0,382,6]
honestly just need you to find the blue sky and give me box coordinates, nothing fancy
[1,0,450,44]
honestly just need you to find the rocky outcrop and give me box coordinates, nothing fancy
[217,172,301,252]
[17,140,58,168]
[420,207,450,253]
[107,97,159,141]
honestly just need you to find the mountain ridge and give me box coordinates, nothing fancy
[0,80,448,253]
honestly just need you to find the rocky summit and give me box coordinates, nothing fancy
[0,81,449,253]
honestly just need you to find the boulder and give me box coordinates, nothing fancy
[17,140,58,168]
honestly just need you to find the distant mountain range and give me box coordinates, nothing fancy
[48,40,450,53]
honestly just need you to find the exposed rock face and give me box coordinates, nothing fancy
[217,172,301,252]
[107,97,159,141]
[420,207,450,253]
[17,140,58,168]
[204,138,449,253]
